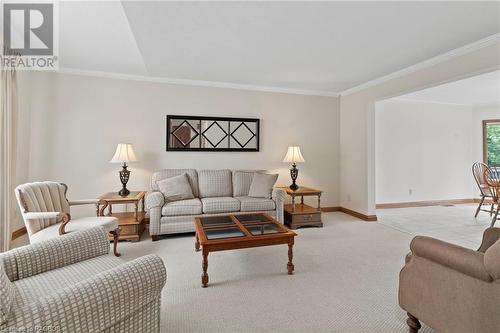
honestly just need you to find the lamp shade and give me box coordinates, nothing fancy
[110,143,137,163]
[283,146,305,163]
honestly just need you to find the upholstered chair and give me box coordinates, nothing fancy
[399,228,500,332]
[15,181,121,256]
[0,227,166,332]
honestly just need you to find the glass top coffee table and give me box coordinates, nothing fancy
[194,213,297,287]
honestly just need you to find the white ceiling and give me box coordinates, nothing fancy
[52,1,500,94]
[395,70,500,106]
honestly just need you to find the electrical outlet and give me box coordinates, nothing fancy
[409,189,413,195]
[347,194,351,202]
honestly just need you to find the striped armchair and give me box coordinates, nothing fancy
[0,227,166,332]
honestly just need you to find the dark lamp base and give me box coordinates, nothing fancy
[118,187,130,197]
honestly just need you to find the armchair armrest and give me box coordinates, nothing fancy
[478,227,500,253]
[1,227,110,281]
[7,255,166,331]
[69,199,99,206]
[410,236,492,282]
[23,211,62,220]
[145,191,165,209]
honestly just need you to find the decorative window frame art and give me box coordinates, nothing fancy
[166,115,260,152]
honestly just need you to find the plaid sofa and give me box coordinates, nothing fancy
[0,227,166,332]
[146,169,287,238]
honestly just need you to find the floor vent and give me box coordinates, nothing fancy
[441,204,455,207]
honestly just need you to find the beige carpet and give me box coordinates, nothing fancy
[120,212,439,333]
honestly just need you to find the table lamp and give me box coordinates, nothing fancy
[110,143,137,197]
[283,146,305,191]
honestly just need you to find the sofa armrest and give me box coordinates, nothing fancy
[272,188,287,203]
[1,227,110,281]
[478,227,500,253]
[6,255,166,331]
[410,236,492,282]
[272,188,286,223]
[145,191,165,210]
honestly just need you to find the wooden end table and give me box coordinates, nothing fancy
[281,186,323,229]
[98,191,146,242]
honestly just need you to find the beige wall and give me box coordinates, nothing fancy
[340,43,500,216]
[16,72,340,224]
[375,99,476,203]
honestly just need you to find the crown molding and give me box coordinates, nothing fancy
[341,33,500,97]
[56,68,340,97]
[389,97,500,108]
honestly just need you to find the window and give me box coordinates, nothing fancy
[484,119,500,167]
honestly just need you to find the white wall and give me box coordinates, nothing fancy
[17,71,340,222]
[339,43,500,216]
[375,99,476,203]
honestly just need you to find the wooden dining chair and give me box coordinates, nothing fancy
[472,162,495,218]
[484,167,500,227]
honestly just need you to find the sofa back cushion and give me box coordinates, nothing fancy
[198,170,232,198]
[0,261,17,325]
[152,169,199,198]
[232,170,266,197]
[157,173,195,202]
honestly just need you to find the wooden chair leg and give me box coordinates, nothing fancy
[492,205,500,228]
[407,313,421,333]
[475,196,485,218]
[110,228,121,257]
[152,235,159,241]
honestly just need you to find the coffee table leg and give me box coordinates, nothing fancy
[195,232,200,252]
[287,243,294,274]
[202,249,209,287]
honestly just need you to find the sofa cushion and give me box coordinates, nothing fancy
[162,198,202,217]
[237,196,276,212]
[152,169,199,197]
[157,173,195,202]
[201,197,240,214]
[198,170,233,198]
[248,173,279,199]
[0,261,17,325]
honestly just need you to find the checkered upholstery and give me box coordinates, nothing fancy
[237,196,276,212]
[201,197,240,214]
[198,170,233,198]
[162,198,202,216]
[151,169,199,197]
[1,228,166,332]
[147,169,286,236]
[0,261,17,325]
[232,170,266,197]
[0,227,110,281]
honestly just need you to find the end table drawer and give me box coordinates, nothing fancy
[291,212,321,223]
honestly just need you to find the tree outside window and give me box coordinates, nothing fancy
[484,120,500,167]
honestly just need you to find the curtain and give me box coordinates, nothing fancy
[0,50,18,252]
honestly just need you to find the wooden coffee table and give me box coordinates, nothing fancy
[194,213,297,288]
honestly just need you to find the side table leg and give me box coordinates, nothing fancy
[292,195,295,212]
[202,250,209,287]
[134,201,139,221]
[287,243,294,274]
[318,193,322,212]
[110,228,121,257]
[195,232,200,252]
